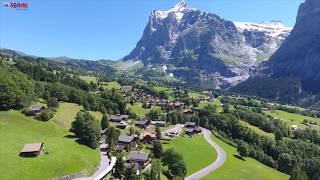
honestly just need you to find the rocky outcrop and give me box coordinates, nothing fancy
[267,0,320,92]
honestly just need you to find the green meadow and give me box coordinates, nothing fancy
[203,135,289,180]
[163,135,217,176]
[0,110,100,180]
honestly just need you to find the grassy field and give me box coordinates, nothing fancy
[198,99,223,112]
[0,111,100,180]
[188,92,202,99]
[154,86,170,92]
[163,135,217,176]
[153,86,175,100]
[203,135,289,180]
[79,76,97,84]
[51,103,83,129]
[127,103,150,117]
[240,121,274,139]
[102,81,121,90]
[265,110,320,130]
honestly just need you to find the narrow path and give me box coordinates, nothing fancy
[185,128,226,180]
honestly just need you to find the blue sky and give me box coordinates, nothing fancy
[0,0,303,60]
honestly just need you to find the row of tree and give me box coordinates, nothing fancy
[196,105,320,180]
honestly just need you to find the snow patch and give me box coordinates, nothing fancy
[154,1,187,22]
[234,21,292,38]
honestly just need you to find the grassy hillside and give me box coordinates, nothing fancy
[0,111,100,180]
[203,135,289,180]
[103,81,121,90]
[163,135,217,176]
[51,103,83,129]
[79,76,97,84]
[265,110,320,130]
[127,103,150,117]
[240,121,274,139]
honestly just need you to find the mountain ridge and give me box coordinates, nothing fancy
[123,1,291,89]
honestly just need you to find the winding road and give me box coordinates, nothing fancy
[185,128,227,180]
[74,144,116,180]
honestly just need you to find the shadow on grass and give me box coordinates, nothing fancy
[64,134,76,138]
[64,134,98,149]
[233,154,246,161]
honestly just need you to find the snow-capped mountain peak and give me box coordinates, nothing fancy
[153,1,189,22]
[125,3,292,89]
[172,0,187,12]
[234,21,292,39]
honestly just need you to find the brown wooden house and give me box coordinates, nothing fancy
[19,143,44,157]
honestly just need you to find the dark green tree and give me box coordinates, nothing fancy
[113,157,125,178]
[153,140,163,158]
[237,140,249,159]
[48,97,59,108]
[100,114,109,130]
[162,148,187,178]
[155,126,162,140]
[124,165,137,180]
[71,111,100,148]
[275,129,284,142]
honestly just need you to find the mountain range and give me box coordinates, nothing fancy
[2,0,320,103]
[123,1,292,89]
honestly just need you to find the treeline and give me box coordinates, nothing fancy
[231,78,305,105]
[293,128,320,145]
[0,55,127,115]
[221,95,320,119]
[35,81,126,114]
[0,63,34,110]
[135,84,169,99]
[220,96,267,108]
[196,105,320,180]
[14,57,95,91]
[275,105,320,118]
[235,107,289,137]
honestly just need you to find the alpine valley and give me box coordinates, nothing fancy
[2,1,320,180]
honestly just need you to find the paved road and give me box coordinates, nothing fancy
[74,144,115,180]
[185,128,226,180]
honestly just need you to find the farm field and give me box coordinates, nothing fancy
[79,76,97,84]
[240,121,274,139]
[153,86,175,100]
[198,99,223,112]
[51,102,83,129]
[265,110,320,130]
[102,81,121,90]
[0,111,100,180]
[127,103,150,117]
[203,135,289,180]
[163,135,217,176]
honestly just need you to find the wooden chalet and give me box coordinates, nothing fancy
[135,120,149,129]
[117,135,136,150]
[185,122,196,128]
[111,114,129,122]
[26,105,45,115]
[141,132,157,143]
[126,151,150,167]
[19,143,44,157]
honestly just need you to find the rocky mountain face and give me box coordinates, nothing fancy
[124,1,291,89]
[266,0,320,93]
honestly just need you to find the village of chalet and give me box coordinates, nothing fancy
[19,84,215,177]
